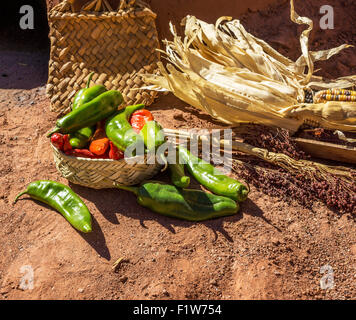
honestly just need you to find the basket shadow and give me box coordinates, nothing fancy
[69,183,121,225]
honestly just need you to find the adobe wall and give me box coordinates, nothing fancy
[45,0,285,40]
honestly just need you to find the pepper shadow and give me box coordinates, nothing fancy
[78,214,111,261]
[241,198,283,233]
[15,197,111,260]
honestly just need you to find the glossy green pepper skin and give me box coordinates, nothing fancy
[140,120,165,150]
[14,180,92,233]
[168,154,190,188]
[105,104,145,152]
[47,90,123,137]
[69,126,95,149]
[115,181,239,222]
[178,146,249,202]
[72,73,107,110]
[69,73,106,148]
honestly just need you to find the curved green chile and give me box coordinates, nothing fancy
[178,146,249,202]
[69,73,106,147]
[169,156,190,188]
[71,72,107,110]
[140,120,165,150]
[13,180,92,233]
[69,126,95,149]
[105,104,145,152]
[48,90,123,136]
[115,181,238,222]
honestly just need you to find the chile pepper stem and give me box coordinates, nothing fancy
[159,153,168,172]
[46,127,60,138]
[114,183,139,196]
[180,176,190,186]
[86,72,95,88]
[13,191,28,204]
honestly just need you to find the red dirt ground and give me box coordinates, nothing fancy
[0,0,355,300]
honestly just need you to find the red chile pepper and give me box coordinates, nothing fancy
[71,149,110,159]
[51,133,64,150]
[72,149,97,158]
[129,109,154,133]
[109,141,124,160]
[63,134,73,154]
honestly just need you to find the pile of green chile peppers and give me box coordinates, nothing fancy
[14,180,92,233]
[115,181,239,222]
[40,73,249,224]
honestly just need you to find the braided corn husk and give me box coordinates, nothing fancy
[143,0,356,133]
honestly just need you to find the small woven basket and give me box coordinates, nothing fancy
[46,0,160,114]
[51,144,163,189]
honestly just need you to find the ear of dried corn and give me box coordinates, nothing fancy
[143,0,356,133]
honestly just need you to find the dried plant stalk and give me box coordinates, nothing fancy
[163,128,355,188]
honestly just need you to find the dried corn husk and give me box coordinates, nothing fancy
[143,0,356,133]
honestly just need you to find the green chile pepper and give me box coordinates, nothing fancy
[13,180,92,233]
[115,181,238,221]
[47,90,123,137]
[69,73,106,148]
[69,126,95,149]
[178,146,249,202]
[105,104,145,152]
[72,72,107,110]
[169,154,190,188]
[140,120,165,150]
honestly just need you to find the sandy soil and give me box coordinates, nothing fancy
[1,0,355,300]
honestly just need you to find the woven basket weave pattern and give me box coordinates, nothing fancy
[47,1,160,113]
[52,144,163,189]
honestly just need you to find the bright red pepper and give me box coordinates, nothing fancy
[63,134,73,155]
[109,141,124,160]
[51,133,64,150]
[129,109,154,133]
[72,149,97,158]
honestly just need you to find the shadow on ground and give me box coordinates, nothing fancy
[69,170,272,245]
[0,51,49,90]
[0,1,50,89]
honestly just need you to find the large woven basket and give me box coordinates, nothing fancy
[51,143,163,189]
[46,0,160,114]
